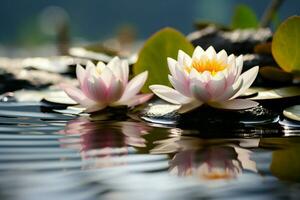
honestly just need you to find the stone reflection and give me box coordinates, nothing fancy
[152,136,257,180]
[59,117,151,169]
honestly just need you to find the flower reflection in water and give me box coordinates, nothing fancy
[59,117,151,169]
[153,136,257,181]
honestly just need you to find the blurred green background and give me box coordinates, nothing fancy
[0,0,298,56]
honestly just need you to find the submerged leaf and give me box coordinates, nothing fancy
[272,16,300,73]
[231,4,258,29]
[133,27,194,92]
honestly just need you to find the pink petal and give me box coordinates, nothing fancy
[122,93,153,107]
[230,66,259,99]
[168,75,191,97]
[190,79,211,102]
[119,71,148,102]
[60,84,96,107]
[178,100,203,114]
[208,99,259,110]
[206,73,226,99]
[149,85,192,104]
[216,78,243,101]
[87,76,108,102]
[106,79,123,103]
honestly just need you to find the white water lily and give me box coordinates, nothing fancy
[61,57,152,113]
[150,46,259,113]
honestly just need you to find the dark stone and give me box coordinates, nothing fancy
[140,99,282,138]
[188,26,272,55]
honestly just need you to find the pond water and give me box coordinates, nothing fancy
[0,101,300,200]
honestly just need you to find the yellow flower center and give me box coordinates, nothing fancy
[200,169,236,180]
[186,59,227,76]
[95,66,102,75]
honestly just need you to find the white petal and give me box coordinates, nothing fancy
[192,46,204,60]
[167,57,177,77]
[107,57,122,80]
[230,66,259,99]
[121,60,129,84]
[119,71,148,102]
[205,46,217,60]
[177,50,192,67]
[150,85,192,104]
[86,61,96,76]
[217,49,228,64]
[209,99,259,110]
[178,100,203,114]
[189,68,200,80]
[174,62,189,83]
[234,55,244,81]
[76,64,86,87]
[199,71,212,83]
[100,66,114,86]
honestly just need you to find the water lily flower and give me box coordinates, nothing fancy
[61,57,152,112]
[169,146,257,180]
[150,46,259,113]
[59,117,151,169]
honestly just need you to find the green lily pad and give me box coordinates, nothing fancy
[231,4,258,29]
[283,105,300,121]
[272,16,300,73]
[133,27,194,92]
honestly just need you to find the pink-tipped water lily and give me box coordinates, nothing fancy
[150,46,259,113]
[61,57,152,113]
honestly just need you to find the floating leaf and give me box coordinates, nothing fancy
[250,86,300,100]
[259,66,293,82]
[44,91,77,105]
[231,4,258,29]
[272,16,300,73]
[133,27,194,92]
[283,105,300,121]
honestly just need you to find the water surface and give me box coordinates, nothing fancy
[0,102,299,200]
